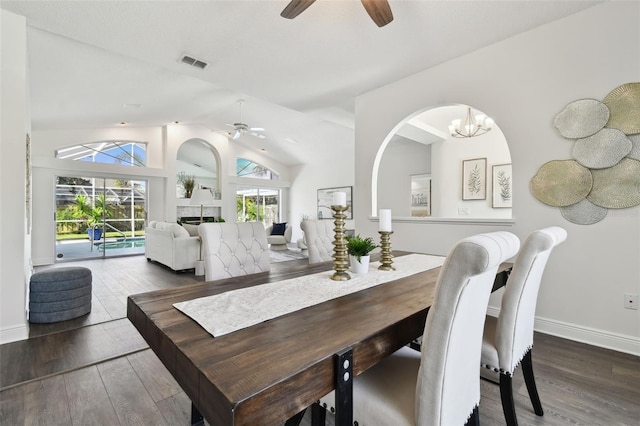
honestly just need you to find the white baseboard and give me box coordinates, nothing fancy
[486,307,639,356]
[0,323,28,344]
[32,257,54,267]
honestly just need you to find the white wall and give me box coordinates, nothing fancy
[289,126,355,243]
[355,2,640,355]
[0,10,30,343]
[431,128,511,218]
[378,139,431,217]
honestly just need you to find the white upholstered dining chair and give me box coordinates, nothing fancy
[480,226,567,426]
[314,231,520,426]
[300,220,335,264]
[198,222,271,281]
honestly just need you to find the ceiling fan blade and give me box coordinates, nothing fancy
[249,127,265,132]
[360,0,393,27]
[232,130,242,140]
[281,0,316,19]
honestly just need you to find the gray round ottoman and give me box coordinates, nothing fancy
[29,267,92,323]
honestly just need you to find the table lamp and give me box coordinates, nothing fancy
[190,188,215,224]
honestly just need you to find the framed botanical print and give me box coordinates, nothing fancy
[317,186,353,220]
[462,158,487,200]
[492,163,512,208]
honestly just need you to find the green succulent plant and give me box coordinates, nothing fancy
[182,176,195,198]
[346,235,378,262]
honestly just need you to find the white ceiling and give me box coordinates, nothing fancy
[1,0,600,166]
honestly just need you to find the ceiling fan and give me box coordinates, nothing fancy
[226,100,265,140]
[281,0,393,27]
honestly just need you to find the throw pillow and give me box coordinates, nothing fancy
[170,223,190,238]
[182,223,199,237]
[271,222,287,236]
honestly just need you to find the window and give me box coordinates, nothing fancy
[236,187,280,226]
[236,158,278,180]
[56,141,147,167]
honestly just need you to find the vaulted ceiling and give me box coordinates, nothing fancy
[1,0,600,166]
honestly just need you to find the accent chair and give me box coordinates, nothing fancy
[199,222,271,281]
[481,226,567,426]
[314,231,520,426]
[300,220,334,264]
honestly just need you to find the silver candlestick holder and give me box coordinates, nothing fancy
[331,205,351,281]
[378,231,395,271]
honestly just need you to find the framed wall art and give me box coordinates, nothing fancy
[410,174,431,217]
[317,186,352,220]
[492,163,512,208]
[462,158,487,200]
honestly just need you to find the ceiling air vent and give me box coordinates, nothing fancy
[180,55,208,70]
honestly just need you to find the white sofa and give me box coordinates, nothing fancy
[145,221,200,271]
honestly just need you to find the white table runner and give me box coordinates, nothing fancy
[173,253,445,337]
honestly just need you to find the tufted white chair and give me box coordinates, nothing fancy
[481,227,567,426]
[199,222,271,282]
[315,231,520,426]
[300,220,335,264]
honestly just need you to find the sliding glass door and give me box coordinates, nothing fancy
[236,187,280,227]
[55,176,147,261]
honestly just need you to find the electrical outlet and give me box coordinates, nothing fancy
[624,293,638,310]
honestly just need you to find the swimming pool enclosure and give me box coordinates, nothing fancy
[55,176,147,261]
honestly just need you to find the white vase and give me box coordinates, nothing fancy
[350,255,370,274]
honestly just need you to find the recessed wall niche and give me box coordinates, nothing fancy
[176,138,221,220]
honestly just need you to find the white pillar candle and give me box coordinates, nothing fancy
[333,191,347,207]
[379,209,392,232]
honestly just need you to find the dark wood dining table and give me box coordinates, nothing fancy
[127,252,511,426]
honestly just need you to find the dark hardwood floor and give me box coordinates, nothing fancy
[1,255,638,425]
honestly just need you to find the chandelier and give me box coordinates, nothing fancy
[448,107,494,138]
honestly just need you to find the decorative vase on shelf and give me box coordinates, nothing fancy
[182,176,195,199]
[350,255,370,274]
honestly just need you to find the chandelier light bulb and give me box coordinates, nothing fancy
[450,107,493,138]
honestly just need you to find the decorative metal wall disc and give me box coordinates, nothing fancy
[530,160,593,207]
[603,82,640,135]
[560,199,608,225]
[626,134,640,160]
[572,128,632,169]
[587,158,640,208]
[554,98,609,139]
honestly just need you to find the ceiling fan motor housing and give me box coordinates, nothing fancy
[234,123,249,132]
